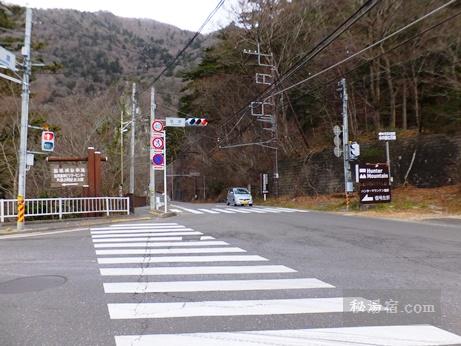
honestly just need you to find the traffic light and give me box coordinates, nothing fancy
[349,141,360,160]
[41,131,55,152]
[185,118,208,126]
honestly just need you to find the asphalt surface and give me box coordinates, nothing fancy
[1,202,461,345]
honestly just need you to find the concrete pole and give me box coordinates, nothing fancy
[16,8,32,231]
[120,111,124,191]
[386,141,392,185]
[340,78,353,196]
[149,87,157,210]
[129,82,136,195]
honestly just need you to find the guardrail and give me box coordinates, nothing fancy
[0,197,130,223]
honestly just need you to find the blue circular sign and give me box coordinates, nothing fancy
[152,154,164,166]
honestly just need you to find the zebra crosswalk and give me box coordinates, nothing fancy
[170,205,309,215]
[90,222,461,346]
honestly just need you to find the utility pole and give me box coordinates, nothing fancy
[120,111,124,191]
[129,82,136,195]
[244,42,279,196]
[339,78,353,208]
[149,87,157,210]
[16,8,32,231]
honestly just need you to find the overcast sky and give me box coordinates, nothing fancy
[5,0,240,32]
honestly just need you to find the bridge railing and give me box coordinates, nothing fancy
[0,197,130,223]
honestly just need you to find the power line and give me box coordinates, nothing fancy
[186,7,461,163]
[218,0,382,142]
[149,0,225,87]
[272,0,458,98]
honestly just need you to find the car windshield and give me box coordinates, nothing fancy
[235,188,250,195]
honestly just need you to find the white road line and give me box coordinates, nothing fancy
[169,208,183,213]
[170,205,204,214]
[0,228,87,240]
[91,228,191,235]
[263,207,297,213]
[108,297,349,319]
[226,208,251,214]
[92,231,202,238]
[104,278,334,293]
[92,235,214,243]
[94,240,228,248]
[97,255,268,264]
[211,208,236,214]
[197,209,220,214]
[96,247,246,256]
[101,265,295,277]
[114,325,461,346]
[275,207,309,213]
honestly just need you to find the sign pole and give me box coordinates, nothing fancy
[385,141,391,185]
[149,87,157,211]
[163,129,168,213]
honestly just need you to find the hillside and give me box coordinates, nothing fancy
[0,3,208,198]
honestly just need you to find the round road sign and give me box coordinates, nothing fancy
[333,125,342,136]
[152,137,164,150]
[152,120,164,132]
[152,153,164,166]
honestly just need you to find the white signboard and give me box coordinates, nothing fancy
[378,132,396,141]
[166,117,186,127]
[0,46,16,71]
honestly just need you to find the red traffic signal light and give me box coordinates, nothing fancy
[185,118,208,126]
[41,131,55,152]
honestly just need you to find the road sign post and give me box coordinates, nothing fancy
[378,132,396,185]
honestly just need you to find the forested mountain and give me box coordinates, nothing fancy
[0,2,207,198]
[1,0,460,201]
[175,0,461,199]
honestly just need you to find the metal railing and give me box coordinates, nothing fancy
[0,197,130,223]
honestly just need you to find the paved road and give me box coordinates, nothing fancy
[1,202,461,345]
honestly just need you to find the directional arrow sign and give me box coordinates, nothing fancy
[361,194,373,202]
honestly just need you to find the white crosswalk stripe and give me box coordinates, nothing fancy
[97,255,268,265]
[89,222,461,346]
[108,297,359,319]
[197,208,220,214]
[104,278,334,293]
[115,326,461,346]
[100,265,295,276]
[92,235,214,243]
[211,208,236,213]
[168,205,310,215]
[94,240,228,248]
[96,247,246,256]
[92,231,202,238]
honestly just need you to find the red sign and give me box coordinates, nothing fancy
[152,120,164,132]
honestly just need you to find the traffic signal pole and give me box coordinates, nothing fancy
[17,8,32,231]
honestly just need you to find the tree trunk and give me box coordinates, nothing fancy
[382,53,396,129]
[402,80,407,130]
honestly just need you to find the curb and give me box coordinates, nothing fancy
[0,215,156,236]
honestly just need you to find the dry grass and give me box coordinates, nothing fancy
[258,184,461,220]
